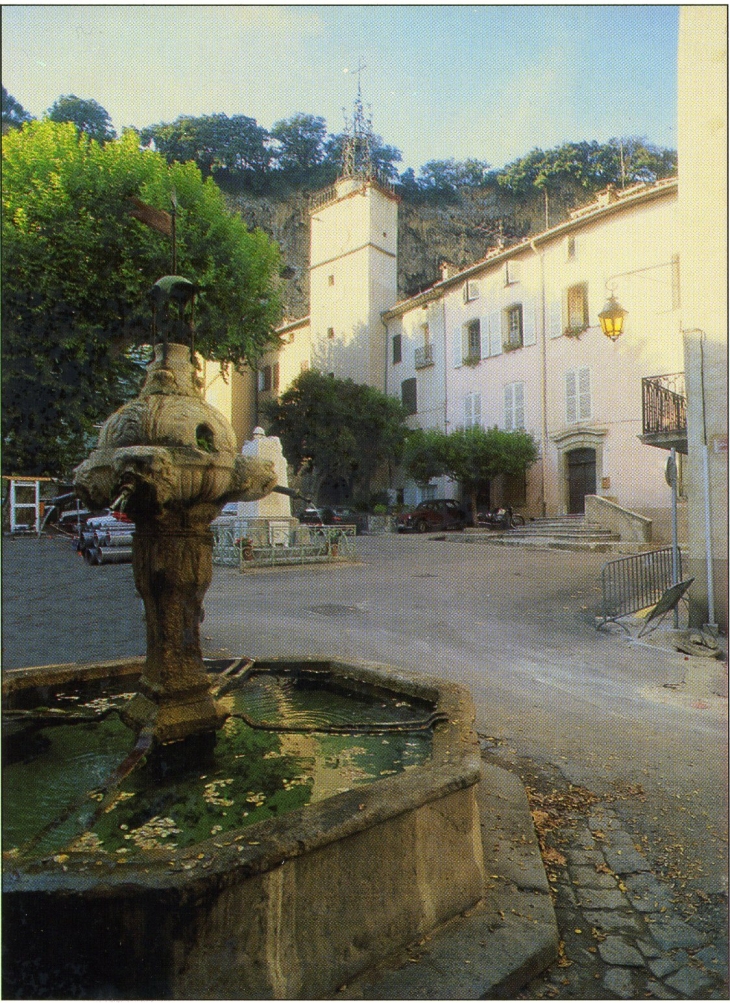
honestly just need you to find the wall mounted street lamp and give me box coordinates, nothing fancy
[598,292,628,341]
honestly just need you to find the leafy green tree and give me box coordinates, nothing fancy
[2,86,33,132]
[271,113,328,174]
[402,428,449,485]
[140,113,272,180]
[47,94,116,144]
[442,426,538,525]
[262,369,408,502]
[2,120,282,475]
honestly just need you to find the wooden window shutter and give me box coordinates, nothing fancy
[578,366,591,420]
[565,370,578,424]
[523,299,537,346]
[489,312,502,356]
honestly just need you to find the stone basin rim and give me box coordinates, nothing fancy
[3,655,481,893]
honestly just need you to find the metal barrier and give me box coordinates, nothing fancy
[597,547,683,630]
[212,523,357,569]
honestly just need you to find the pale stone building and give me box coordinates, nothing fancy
[384,179,684,539]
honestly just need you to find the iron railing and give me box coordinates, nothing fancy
[597,547,682,629]
[642,373,687,437]
[212,521,357,570]
[414,344,434,369]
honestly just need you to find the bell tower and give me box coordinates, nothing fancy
[308,73,399,389]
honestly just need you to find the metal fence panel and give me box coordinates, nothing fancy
[598,547,682,628]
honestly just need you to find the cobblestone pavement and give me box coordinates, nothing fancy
[479,741,728,1000]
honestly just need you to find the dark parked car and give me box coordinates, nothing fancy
[396,499,467,533]
[299,505,367,534]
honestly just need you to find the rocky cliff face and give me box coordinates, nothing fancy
[222,185,547,320]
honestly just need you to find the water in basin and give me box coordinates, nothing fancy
[3,666,434,862]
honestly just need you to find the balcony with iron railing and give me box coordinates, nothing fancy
[640,373,687,453]
[414,344,435,369]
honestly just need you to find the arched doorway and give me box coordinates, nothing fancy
[567,448,596,514]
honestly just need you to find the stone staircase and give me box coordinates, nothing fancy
[463,516,628,552]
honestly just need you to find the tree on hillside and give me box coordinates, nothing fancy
[271,113,328,174]
[262,369,408,503]
[140,113,273,181]
[47,94,116,144]
[2,120,282,475]
[2,86,32,132]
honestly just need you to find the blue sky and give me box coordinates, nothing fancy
[2,5,679,172]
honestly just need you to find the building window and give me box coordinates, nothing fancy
[566,237,576,260]
[328,274,335,286]
[565,283,589,336]
[392,333,402,364]
[565,367,592,424]
[464,392,482,428]
[401,378,417,415]
[463,319,482,363]
[272,362,280,391]
[505,260,521,285]
[504,381,525,430]
[327,326,335,339]
[504,304,523,349]
[463,280,479,303]
[258,365,272,392]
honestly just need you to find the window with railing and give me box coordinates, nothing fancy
[642,373,686,436]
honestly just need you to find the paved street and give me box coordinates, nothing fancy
[2,533,727,998]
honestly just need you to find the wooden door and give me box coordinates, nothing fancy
[567,448,596,514]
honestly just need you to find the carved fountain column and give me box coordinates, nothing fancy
[74,291,276,746]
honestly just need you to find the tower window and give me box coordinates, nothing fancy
[392,334,402,364]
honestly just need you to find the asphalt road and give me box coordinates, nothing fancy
[3,533,727,901]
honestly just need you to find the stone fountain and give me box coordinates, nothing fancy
[2,278,487,999]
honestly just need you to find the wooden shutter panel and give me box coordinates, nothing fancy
[514,381,525,429]
[489,312,502,356]
[473,392,482,427]
[523,299,537,346]
[578,367,591,420]
[565,370,578,424]
[453,329,463,368]
[504,384,514,430]
[464,394,473,427]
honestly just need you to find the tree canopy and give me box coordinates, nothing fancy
[47,94,116,144]
[2,119,282,476]
[140,113,273,181]
[403,425,538,523]
[262,369,408,503]
[2,86,33,132]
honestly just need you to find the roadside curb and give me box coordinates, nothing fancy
[338,762,559,999]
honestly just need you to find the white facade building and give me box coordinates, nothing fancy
[384,180,683,535]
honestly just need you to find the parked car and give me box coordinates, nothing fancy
[323,506,368,534]
[396,499,467,533]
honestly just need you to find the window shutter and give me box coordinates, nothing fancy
[523,299,537,346]
[473,392,482,427]
[565,370,578,424]
[453,329,463,368]
[514,381,525,429]
[549,299,563,338]
[464,394,473,427]
[504,384,514,430]
[578,367,591,420]
[489,312,502,356]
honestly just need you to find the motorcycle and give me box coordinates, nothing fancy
[476,505,526,530]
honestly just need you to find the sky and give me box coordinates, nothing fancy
[2,5,679,173]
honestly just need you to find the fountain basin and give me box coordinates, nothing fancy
[3,656,485,1000]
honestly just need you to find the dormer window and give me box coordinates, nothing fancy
[463,280,479,303]
[505,260,521,285]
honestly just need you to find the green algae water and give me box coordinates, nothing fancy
[3,668,433,862]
